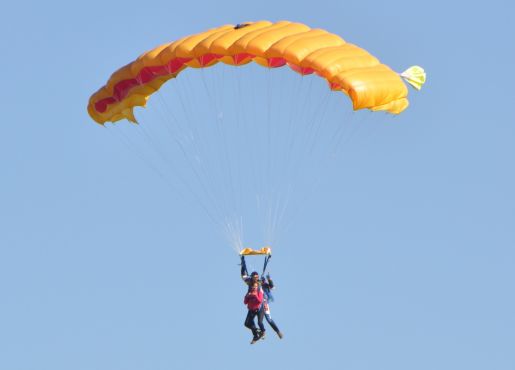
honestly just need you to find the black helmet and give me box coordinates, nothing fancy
[250,271,259,277]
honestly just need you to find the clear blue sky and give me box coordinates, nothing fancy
[1,1,514,369]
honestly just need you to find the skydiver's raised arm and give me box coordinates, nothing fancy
[240,255,249,281]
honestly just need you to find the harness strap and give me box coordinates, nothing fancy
[262,255,271,276]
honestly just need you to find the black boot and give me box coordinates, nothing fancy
[250,330,260,344]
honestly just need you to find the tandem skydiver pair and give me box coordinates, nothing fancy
[240,248,283,344]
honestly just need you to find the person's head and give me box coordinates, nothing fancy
[250,281,259,291]
[251,271,259,282]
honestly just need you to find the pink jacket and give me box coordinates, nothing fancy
[244,288,264,311]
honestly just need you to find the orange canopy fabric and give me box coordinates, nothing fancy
[88,21,418,124]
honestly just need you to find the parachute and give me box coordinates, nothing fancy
[87,21,426,254]
[88,20,425,124]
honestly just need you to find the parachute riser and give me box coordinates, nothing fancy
[262,254,271,276]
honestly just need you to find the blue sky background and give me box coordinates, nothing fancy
[1,1,514,369]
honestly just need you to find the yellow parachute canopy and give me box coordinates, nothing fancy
[240,247,272,256]
[87,21,426,124]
